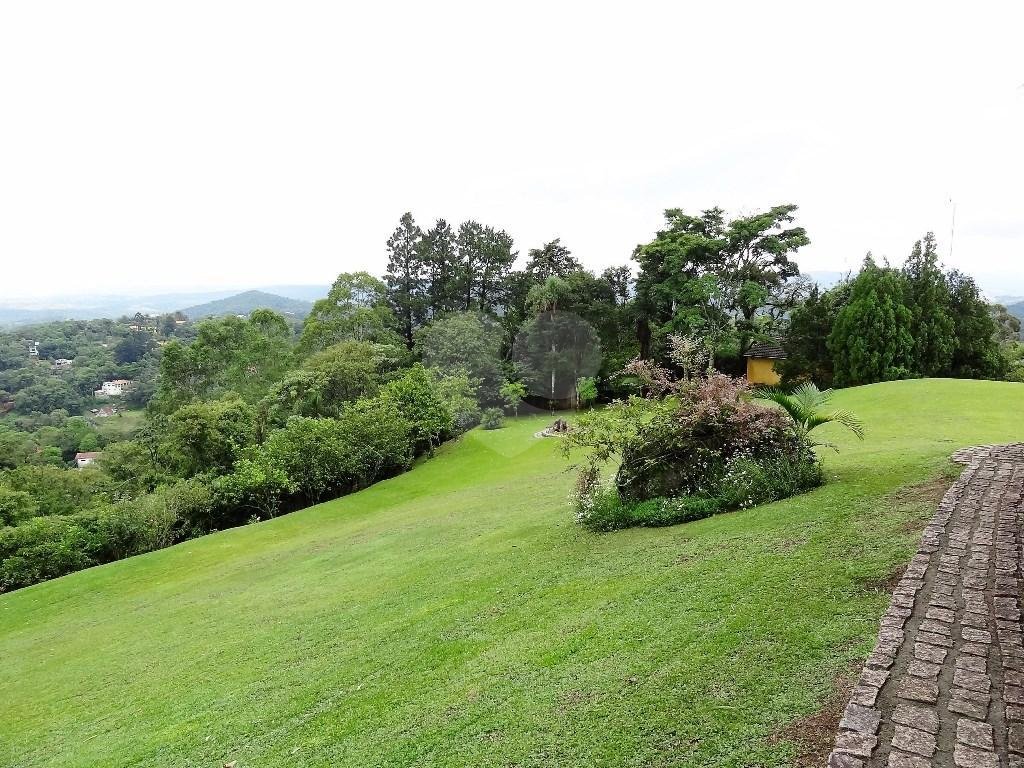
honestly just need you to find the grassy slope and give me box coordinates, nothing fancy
[2,379,1023,768]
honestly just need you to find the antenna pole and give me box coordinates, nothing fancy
[949,198,956,261]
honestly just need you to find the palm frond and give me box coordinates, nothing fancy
[828,409,865,440]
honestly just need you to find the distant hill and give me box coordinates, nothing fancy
[0,285,330,328]
[1007,301,1024,324]
[179,290,313,320]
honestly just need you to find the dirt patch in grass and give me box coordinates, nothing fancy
[771,670,858,768]
[860,565,905,594]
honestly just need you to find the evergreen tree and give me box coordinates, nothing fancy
[827,256,915,386]
[946,270,1005,379]
[779,280,851,386]
[903,233,956,376]
[384,213,427,348]
[456,221,485,311]
[420,219,460,317]
[476,226,517,312]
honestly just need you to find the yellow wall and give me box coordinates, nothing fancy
[746,357,782,386]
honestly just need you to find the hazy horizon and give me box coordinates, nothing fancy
[2,2,1023,300]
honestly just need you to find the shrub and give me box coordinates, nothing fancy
[255,400,412,505]
[572,474,724,532]
[569,374,825,532]
[378,364,454,453]
[480,408,504,430]
[614,375,805,503]
[0,515,99,592]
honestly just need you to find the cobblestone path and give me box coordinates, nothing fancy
[828,445,1024,768]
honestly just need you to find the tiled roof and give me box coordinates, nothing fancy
[744,340,787,359]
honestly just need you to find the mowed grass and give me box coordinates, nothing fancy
[3,379,1024,767]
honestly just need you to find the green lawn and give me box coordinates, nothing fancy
[3,379,1023,767]
[92,408,145,442]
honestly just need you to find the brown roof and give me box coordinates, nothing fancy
[75,452,102,459]
[744,340,787,360]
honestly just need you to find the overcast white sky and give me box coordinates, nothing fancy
[1,1,1022,301]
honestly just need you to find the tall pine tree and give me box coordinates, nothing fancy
[903,232,956,376]
[384,212,427,348]
[420,219,460,317]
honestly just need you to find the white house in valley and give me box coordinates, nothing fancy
[74,451,101,468]
[94,379,135,398]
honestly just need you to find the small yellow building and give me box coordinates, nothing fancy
[744,341,786,386]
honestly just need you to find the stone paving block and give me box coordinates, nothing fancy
[892,725,936,757]
[892,702,939,734]
[1007,686,1024,706]
[1009,722,1024,755]
[850,684,880,707]
[953,669,991,693]
[861,667,889,689]
[919,619,952,636]
[926,606,955,623]
[955,655,987,673]
[828,752,865,768]
[835,729,877,758]
[886,750,930,768]
[961,641,988,656]
[961,627,993,644]
[948,695,988,720]
[907,659,941,680]
[897,677,938,704]
[917,631,953,648]
[840,702,881,734]
[954,742,999,768]
[957,719,994,750]
[914,643,947,664]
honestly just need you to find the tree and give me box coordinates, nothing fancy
[601,266,632,306]
[414,312,504,403]
[779,281,851,386]
[721,204,809,340]
[114,332,155,365]
[500,380,527,416]
[153,312,294,410]
[513,309,602,409]
[300,272,401,353]
[377,364,454,453]
[475,226,517,312]
[385,213,427,348]
[161,397,256,478]
[420,219,461,317]
[827,256,915,386]
[946,271,1005,379]
[991,304,1023,344]
[633,205,809,359]
[903,233,956,376]
[525,239,582,280]
[264,340,396,421]
[13,379,83,415]
[0,488,38,526]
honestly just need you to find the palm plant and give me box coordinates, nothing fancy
[753,382,864,449]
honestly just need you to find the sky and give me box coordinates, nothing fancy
[1,1,1023,301]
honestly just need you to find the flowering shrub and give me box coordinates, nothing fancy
[569,373,824,532]
[615,374,807,503]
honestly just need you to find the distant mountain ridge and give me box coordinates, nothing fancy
[179,290,313,320]
[0,285,328,327]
